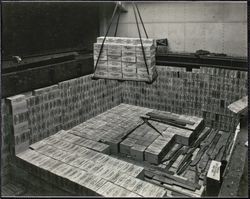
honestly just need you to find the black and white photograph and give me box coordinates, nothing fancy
[0,1,248,197]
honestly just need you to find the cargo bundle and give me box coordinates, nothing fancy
[92,2,157,83]
[93,37,157,82]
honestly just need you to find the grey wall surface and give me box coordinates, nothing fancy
[107,2,247,57]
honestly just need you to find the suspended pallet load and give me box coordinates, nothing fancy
[93,2,158,83]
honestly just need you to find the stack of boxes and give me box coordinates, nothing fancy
[4,63,247,195]
[144,133,175,165]
[93,37,157,82]
[59,75,122,130]
[122,66,248,132]
[61,103,202,164]
[16,131,169,197]
[68,104,149,154]
[1,100,11,185]
[5,65,245,162]
[6,94,30,155]
[6,96,205,171]
[48,130,111,155]
[26,85,62,144]
[6,75,123,162]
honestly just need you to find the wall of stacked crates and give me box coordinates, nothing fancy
[1,65,248,186]
[122,66,248,131]
[1,100,11,185]
[1,76,122,186]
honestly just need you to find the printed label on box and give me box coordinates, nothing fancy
[122,45,136,52]
[123,73,138,80]
[122,56,136,63]
[122,67,136,74]
[108,66,122,73]
[108,55,122,62]
[109,72,122,79]
[108,61,122,67]
[108,44,122,51]
[122,51,136,56]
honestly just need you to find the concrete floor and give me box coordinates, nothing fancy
[238,153,248,197]
[219,116,248,197]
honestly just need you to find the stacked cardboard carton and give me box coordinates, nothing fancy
[59,75,122,130]
[68,104,150,154]
[58,104,202,164]
[5,75,123,174]
[145,133,175,164]
[15,134,170,197]
[117,106,204,164]
[1,100,11,185]
[93,37,157,82]
[122,66,247,132]
[4,63,247,196]
[27,85,62,144]
[6,94,30,155]
[44,130,111,155]
[111,173,167,197]
[5,65,245,169]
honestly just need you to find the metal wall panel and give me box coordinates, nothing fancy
[107,2,247,57]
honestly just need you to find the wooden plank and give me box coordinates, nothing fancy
[171,191,188,197]
[161,143,182,163]
[190,127,211,148]
[176,127,211,174]
[183,169,199,184]
[190,146,209,167]
[146,111,195,125]
[144,168,201,190]
[164,148,184,170]
[193,133,221,175]
[145,177,203,197]
[198,153,210,173]
[150,173,196,191]
[176,158,192,175]
[210,132,230,160]
[190,129,218,166]
[146,165,174,176]
[142,115,193,131]
[215,146,226,162]
[206,133,221,157]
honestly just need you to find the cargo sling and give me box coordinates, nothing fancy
[93,2,155,83]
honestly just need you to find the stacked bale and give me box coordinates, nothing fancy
[93,37,157,82]
[122,66,247,132]
[1,100,11,185]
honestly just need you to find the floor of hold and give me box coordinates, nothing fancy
[1,182,26,196]
[14,104,235,197]
[219,117,248,197]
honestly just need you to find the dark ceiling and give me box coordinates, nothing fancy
[2,2,104,60]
